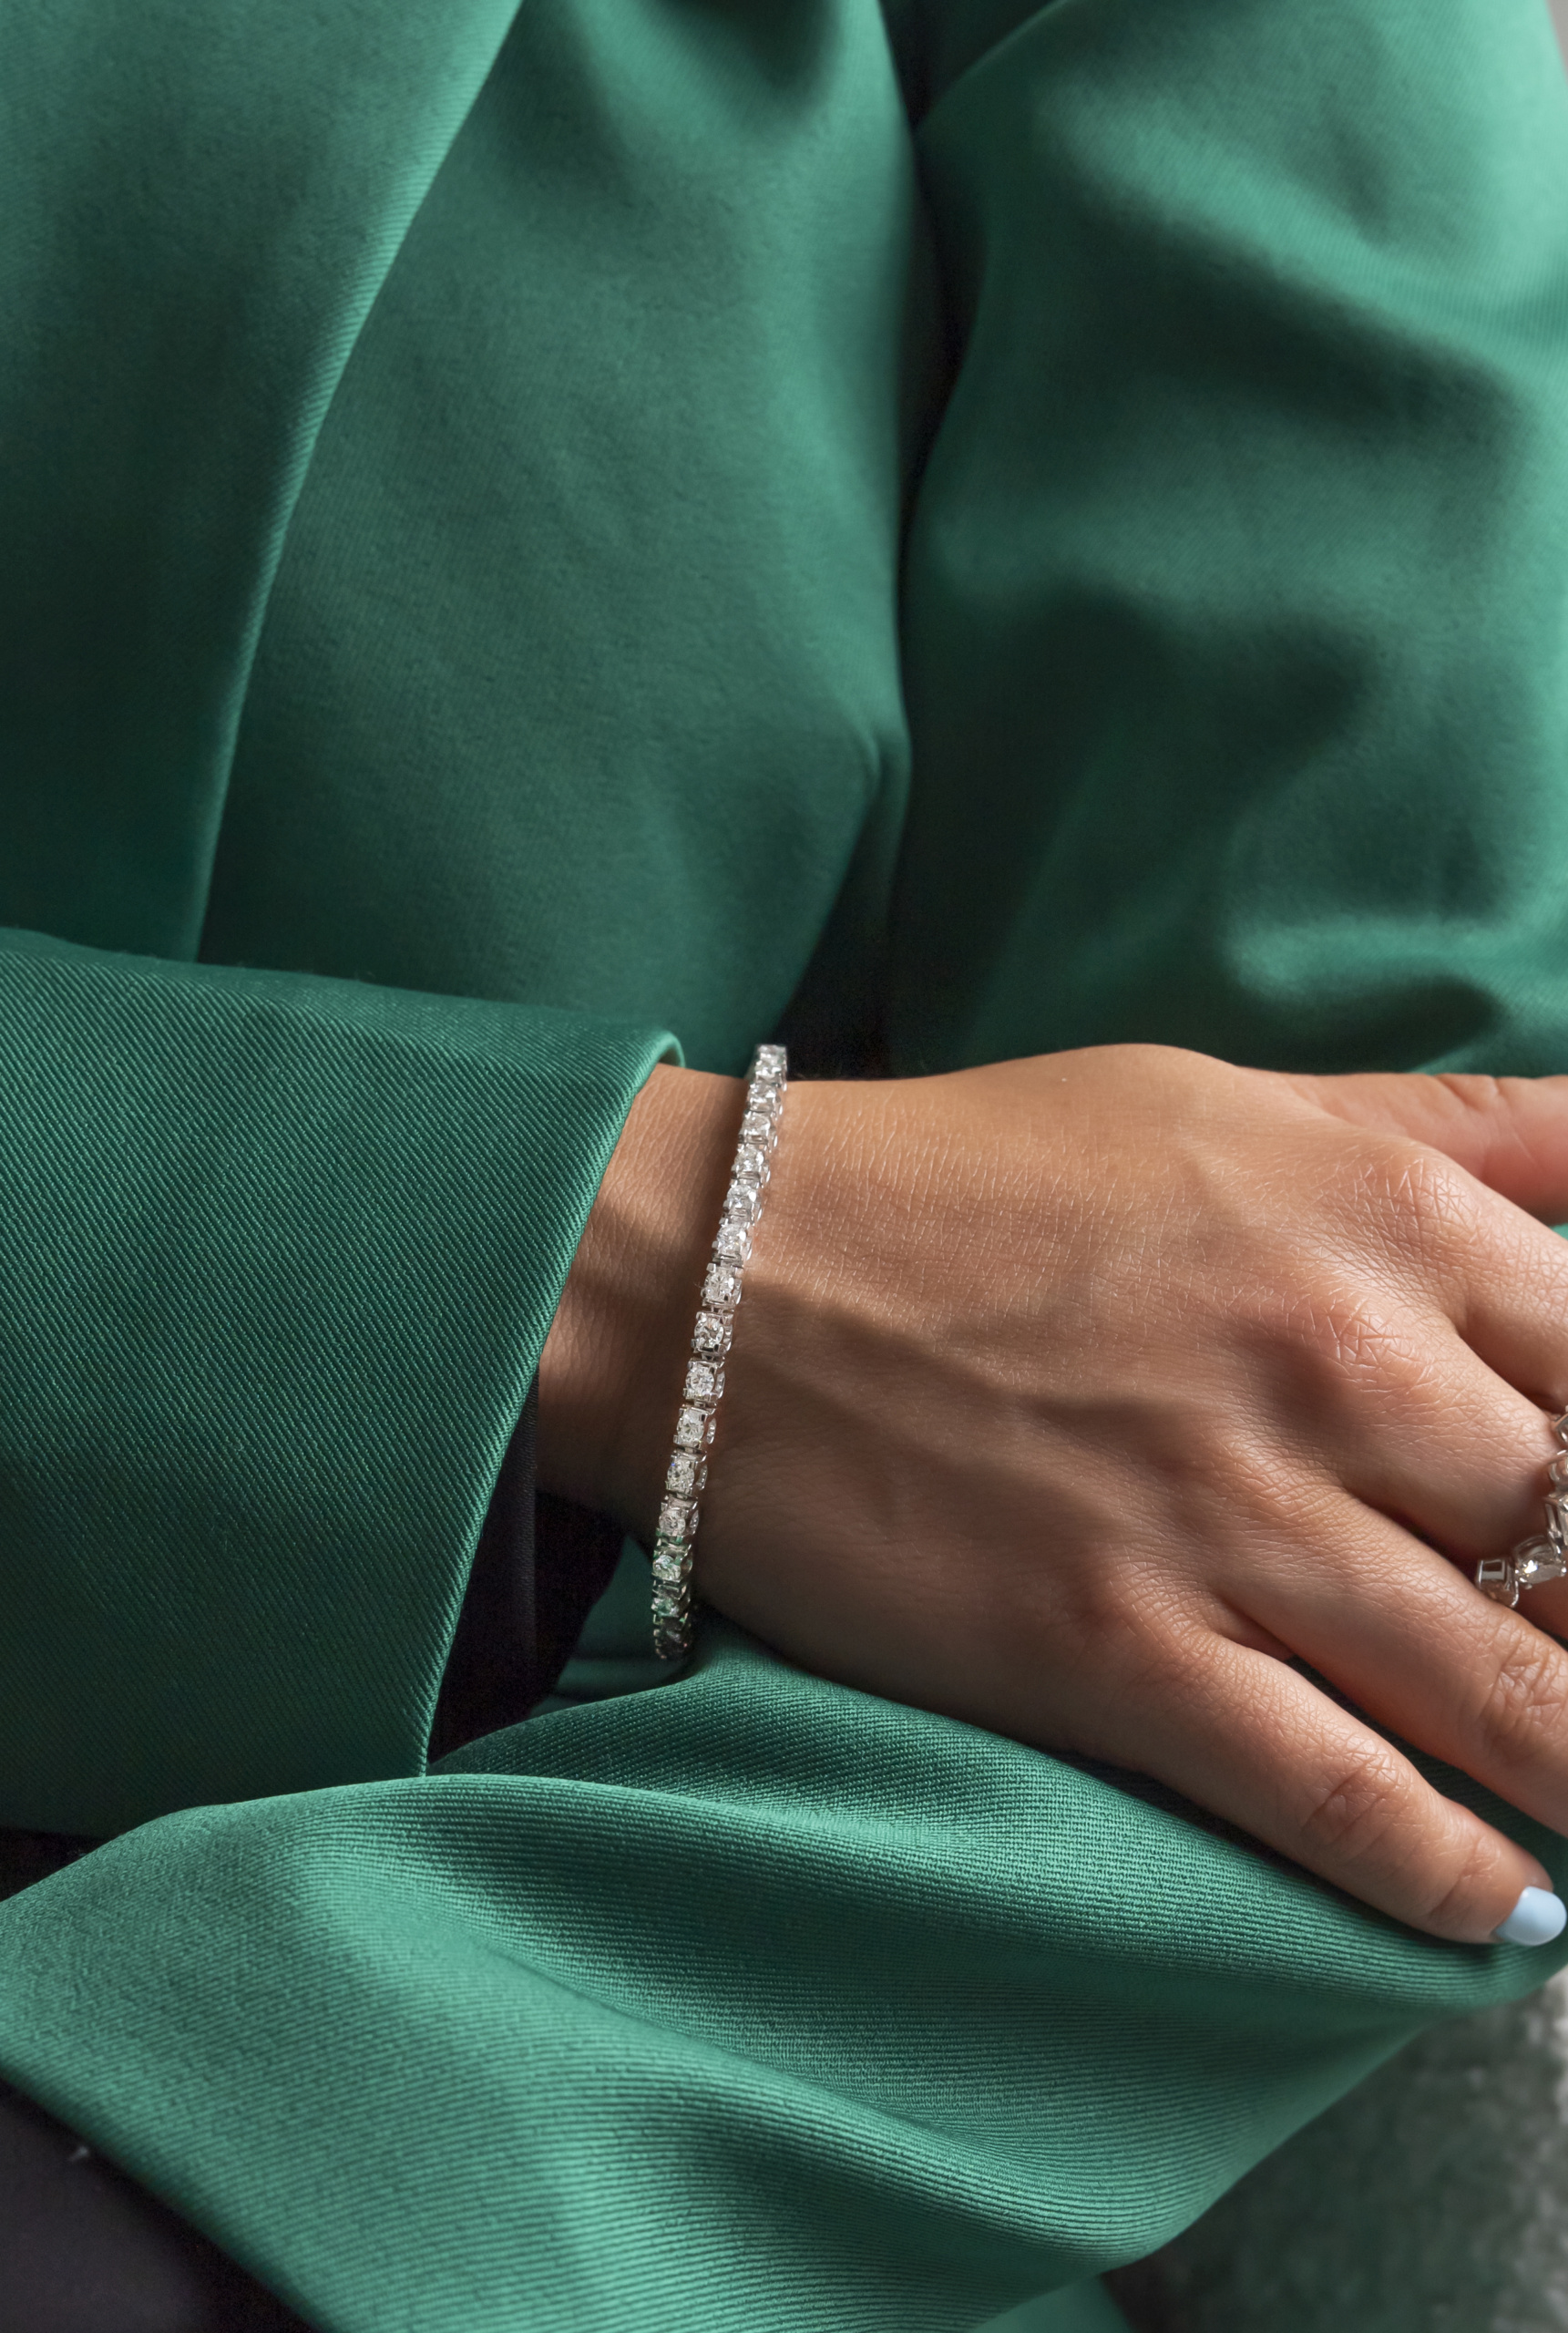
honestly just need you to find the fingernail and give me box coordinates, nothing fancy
[1494,1886,1568,1947]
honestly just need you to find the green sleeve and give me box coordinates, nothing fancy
[0,923,670,1834]
[892,0,1568,1081]
[1,0,526,961]
[0,0,677,1835]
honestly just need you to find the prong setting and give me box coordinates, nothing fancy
[1478,1426,1568,1609]
[651,1046,786,1662]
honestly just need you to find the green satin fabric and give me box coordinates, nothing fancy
[3,0,1568,2326]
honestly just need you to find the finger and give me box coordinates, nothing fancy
[1340,1333,1568,1638]
[1278,1068,1568,1222]
[1284,1305,1558,1564]
[1234,1483,1568,1849]
[1437,1197,1568,1421]
[1388,1160,1568,1424]
[1136,1628,1555,1943]
[1270,1133,1568,1436]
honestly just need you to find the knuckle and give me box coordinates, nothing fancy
[1050,1565,1201,1691]
[1354,1140,1480,1266]
[1430,1071,1504,1107]
[1140,1410,1281,1511]
[1421,1831,1505,1935]
[1238,1278,1434,1405]
[1472,1628,1568,1765]
[1052,1561,1163,1657]
[1430,1072,1511,1125]
[1296,1741,1412,1864]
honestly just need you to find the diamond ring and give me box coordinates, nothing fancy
[1476,1413,1568,1608]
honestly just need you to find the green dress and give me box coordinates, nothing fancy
[2,0,1567,2325]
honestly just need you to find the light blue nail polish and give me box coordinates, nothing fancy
[1494,1886,1568,1947]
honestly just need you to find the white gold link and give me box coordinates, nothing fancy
[652,1044,788,1660]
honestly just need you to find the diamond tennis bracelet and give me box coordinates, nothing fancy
[651,1043,787,1661]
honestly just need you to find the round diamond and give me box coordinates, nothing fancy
[692,1311,733,1357]
[703,1261,743,1309]
[713,1223,751,1265]
[1515,1535,1568,1588]
[674,1404,713,1450]
[684,1361,723,1403]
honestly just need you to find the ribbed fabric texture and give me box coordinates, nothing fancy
[0,927,668,1830]
[2,1,1568,2328]
[0,1629,1562,2331]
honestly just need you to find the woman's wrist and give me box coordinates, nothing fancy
[537,1063,746,1536]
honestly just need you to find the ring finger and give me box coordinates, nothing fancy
[1233,1480,1568,1849]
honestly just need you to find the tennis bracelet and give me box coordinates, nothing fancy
[651,1043,787,1660]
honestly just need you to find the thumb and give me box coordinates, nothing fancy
[1281,1070,1568,1222]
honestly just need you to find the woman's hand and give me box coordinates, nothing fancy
[540,1046,1568,1943]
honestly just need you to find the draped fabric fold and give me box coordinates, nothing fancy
[0,0,524,956]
